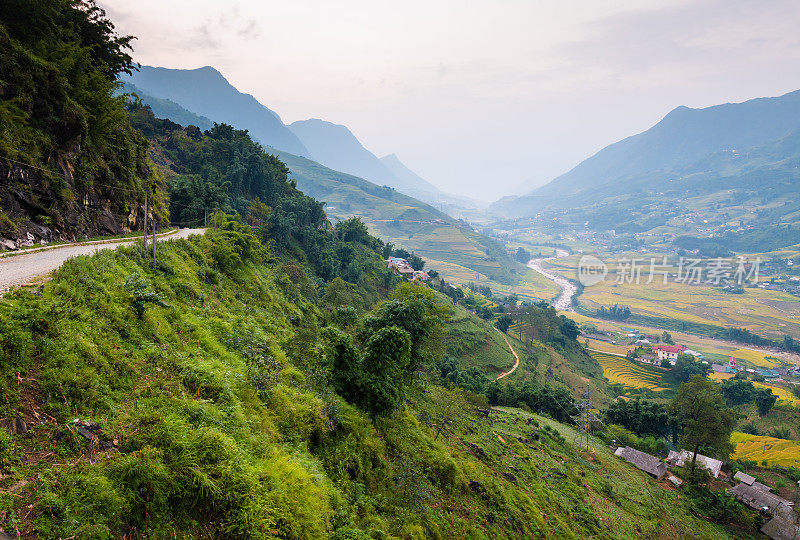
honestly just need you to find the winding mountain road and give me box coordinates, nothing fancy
[0,228,205,295]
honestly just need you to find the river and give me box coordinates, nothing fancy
[527,249,576,311]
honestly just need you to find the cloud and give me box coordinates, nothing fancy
[556,0,800,87]
[182,22,221,49]
[237,19,261,40]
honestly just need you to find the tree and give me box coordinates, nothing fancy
[514,247,531,263]
[662,331,674,345]
[393,248,411,259]
[755,388,778,416]
[604,398,672,439]
[322,325,412,417]
[720,378,756,407]
[495,314,513,333]
[361,283,449,378]
[359,326,412,416]
[669,376,736,479]
[668,354,711,384]
[407,254,425,271]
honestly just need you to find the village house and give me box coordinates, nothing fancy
[734,471,774,492]
[666,450,722,478]
[412,270,430,282]
[762,513,800,540]
[614,446,668,479]
[728,482,794,516]
[653,344,687,363]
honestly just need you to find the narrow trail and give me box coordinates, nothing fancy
[494,328,520,380]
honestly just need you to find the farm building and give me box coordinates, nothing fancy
[711,363,737,374]
[734,471,773,492]
[653,345,687,363]
[614,446,667,479]
[386,257,420,279]
[728,483,794,515]
[755,368,781,380]
[666,450,722,478]
[762,514,800,540]
[412,270,430,282]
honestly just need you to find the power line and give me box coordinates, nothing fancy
[1,155,147,195]
[572,385,602,452]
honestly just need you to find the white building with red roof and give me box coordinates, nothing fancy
[653,344,687,364]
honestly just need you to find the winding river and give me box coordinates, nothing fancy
[527,249,576,311]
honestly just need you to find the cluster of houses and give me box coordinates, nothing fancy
[709,357,799,381]
[630,342,703,366]
[386,257,429,282]
[613,444,800,539]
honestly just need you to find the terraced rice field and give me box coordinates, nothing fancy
[585,338,630,355]
[753,382,800,407]
[731,432,800,467]
[709,372,734,381]
[590,351,668,391]
[729,349,777,368]
[547,252,800,340]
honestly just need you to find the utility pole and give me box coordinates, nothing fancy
[573,385,601,452]
[143,189,148,250]
[152,208,157,267]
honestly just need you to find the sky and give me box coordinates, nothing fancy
[101,0,800,202]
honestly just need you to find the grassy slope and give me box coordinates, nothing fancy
[445,302,521,376]
[0,234,741,539]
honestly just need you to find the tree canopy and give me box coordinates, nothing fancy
[669,376,735,477]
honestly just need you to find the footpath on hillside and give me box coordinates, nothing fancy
[495,328,520,380]
[0,228,205,294]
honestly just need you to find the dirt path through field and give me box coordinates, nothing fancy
[495,328,520,380]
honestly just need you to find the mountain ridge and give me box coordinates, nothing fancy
[122,65,311,157]
[494,88,800,216]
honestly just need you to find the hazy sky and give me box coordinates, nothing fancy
[101,0,800,201]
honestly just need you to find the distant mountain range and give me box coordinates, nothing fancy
[121,66,521,284]
[288,119,398,187]
[123,66,310,157]
[122,65,480,212]
[492,90,800,235]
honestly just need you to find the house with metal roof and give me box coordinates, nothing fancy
[614,446,668,479]
[666,450,722,478]
[728,483,794,515]
[734,471,773,492]
[762,513,800,540]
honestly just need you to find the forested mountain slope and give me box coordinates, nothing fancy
[123,65,310,157]
[494,89,800,220]
[124,85,525,284]
[0,0,167,246]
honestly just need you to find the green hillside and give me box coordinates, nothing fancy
[0,231,744,539]
[0,0,167,244]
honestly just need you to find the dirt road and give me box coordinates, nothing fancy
[0,228,205,294]
[495,328,520,380]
